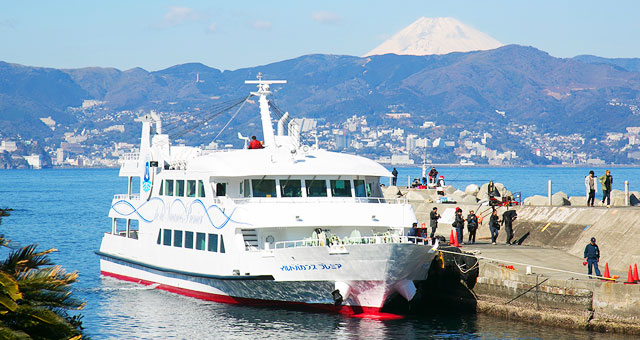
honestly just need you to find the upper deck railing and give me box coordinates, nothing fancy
[272,235,433,250]
[119,152,140,162]
[113,194,141,200]
[231,197,408,205]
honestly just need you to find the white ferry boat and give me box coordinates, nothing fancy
[97,75,438,318]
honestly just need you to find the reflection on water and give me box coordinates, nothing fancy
[93,278,635,340]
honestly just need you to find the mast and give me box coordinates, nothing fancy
[245,73,286,148]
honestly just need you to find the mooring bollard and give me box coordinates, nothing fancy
[548,180,552,206]
[625,180,629,206]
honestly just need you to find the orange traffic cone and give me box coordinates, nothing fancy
[624,265,637,285]
[449,230,454,245]
[600,262,611,281]
[453,230,460,248]
[634,264,639,283]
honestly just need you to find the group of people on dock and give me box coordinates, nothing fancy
[585,170,613,207]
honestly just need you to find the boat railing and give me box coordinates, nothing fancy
[119,152,140,162]
[273,235,432,249]
[232,197,408,205]
[113,194,141,200]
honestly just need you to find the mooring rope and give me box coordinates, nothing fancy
[437,248,615,281]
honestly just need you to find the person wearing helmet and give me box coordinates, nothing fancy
[584,237,601,278]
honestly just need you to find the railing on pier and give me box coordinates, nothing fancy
[232,197,408,205]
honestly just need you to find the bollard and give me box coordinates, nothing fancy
[407,175,410,187]
[625,180,629,206]
[548,180,552,206]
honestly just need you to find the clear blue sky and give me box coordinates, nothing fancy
[1,0,638,71]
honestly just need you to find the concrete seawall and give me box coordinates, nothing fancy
[394,188,640,334]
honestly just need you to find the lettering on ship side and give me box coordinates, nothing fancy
[279,263,343,272]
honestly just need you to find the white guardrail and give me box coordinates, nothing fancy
[232,197,408,205]
[119,152,140,162]
[113,194,141,200]
[273,235,432,249]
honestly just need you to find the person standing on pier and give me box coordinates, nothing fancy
[391,168,398,186]
[599,170,613,207]
[489,209,500,245]
[585,170,597,207]
[453,207,465,245]
[583,237,601,278]
[502,209,517,245]
[429,207,440,239]
[466,210,478,244]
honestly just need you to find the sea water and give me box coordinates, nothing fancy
[0,168,637,339]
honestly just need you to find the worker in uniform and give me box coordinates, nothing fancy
[583,237,601,278]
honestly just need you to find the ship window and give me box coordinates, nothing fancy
[208,234,219,252]
[220,235,225,253]
[158,180,163,195]
[185,231,194,249]
[330,180,352,197]
[165,180,174,196]
[196,232,206,250]
[354,180,367,197]
[242,180,250,197]
[174,230,183,247]
[163,229,172,246]
[252,179,276,197]
[157,229,161,244]
[306,180,327,197]
[280,179,302,197]
[217,183,227,197]
[198,180,205,197]
[176,180,185,196]
[187,180,196,197]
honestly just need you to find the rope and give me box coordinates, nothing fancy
[173,96,248,140]
[210,94,253,143]
[437,248,616,281]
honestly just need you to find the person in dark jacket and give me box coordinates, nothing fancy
[584,237,601,278]
[489,209,500,245]
[502,209,517,245]
[391,168,398,186]
[429,207,440,239]
[454,208,464,245]
[466,210,478,244]
[407,222,418,243]
[428,167,438,185]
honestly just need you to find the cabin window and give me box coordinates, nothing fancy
[185,231,194,249]
[157,229,162,244]
[252,179,277,197]
[220,235,225,253]
[280,179,302,197]
[165,180,174,196]
[306,180,327,197]
[208,234,219,252]
[217,183,227,197]
[158,180,164,195]
[242,180,250,197]
[176,180,185,196]
[354,180,367,197]
[187,180,196,197]
[196,232,206,250]
[198,180,205,198]
[330,180,352,197]
[173,230,183,247]
[163,229,172,246]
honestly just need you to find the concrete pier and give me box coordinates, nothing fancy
[390,187,640,334]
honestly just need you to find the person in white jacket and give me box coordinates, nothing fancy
[585,170,597,207]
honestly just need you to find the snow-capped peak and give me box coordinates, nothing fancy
[363,17,503,57]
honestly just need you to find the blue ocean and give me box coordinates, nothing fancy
[0,168,637,339]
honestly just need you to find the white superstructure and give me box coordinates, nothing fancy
[98,75,437,317]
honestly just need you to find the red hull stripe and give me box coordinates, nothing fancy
[100,271,403,320]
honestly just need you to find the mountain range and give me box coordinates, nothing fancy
[1,44,640,144]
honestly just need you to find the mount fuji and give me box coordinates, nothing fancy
[364,17,504,56]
